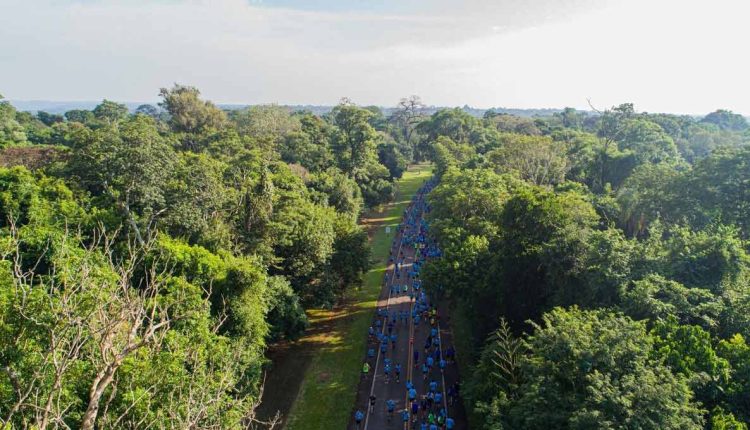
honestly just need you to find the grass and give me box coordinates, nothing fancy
[284,163,433,430]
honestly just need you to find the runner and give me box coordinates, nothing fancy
[354,409,364,429]
[386,399,395,422]
[356,178,461,430]
[362,362,370,379]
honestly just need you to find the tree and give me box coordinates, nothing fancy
[64,109,95,124]
[620,274,723,330]
[716,335,750,423]
[390,95,426,159]
[66,115,176,244]
[92,99,129,124]
[377,138,407,179]
[330,103,379,176]
[652,319,730,410]
[36,111,64,126]
[486,134,569,185]
[0,226,270,429]
[496,308,704,430]
[701,110,748,131]
[0,94,26,146]
[159,84,227,150]
[135,103,160,118]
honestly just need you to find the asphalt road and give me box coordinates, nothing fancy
[352,188,464,430]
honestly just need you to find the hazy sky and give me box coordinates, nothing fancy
[2,0,749,114]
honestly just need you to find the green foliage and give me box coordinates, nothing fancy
[652,319,730,409]
[709,408,748,430]
[482,308,704,430]
[701,110,749,132]
[92,99,129,124]
[0,96,26,146]
[486,134,569,185]
[717,335,750,422]
[0,87,407,428]
[620,274,723,329]
[159,84,228,150]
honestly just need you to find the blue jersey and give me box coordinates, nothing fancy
[386,400,395,412]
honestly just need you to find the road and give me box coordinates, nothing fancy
[353,182,463,430]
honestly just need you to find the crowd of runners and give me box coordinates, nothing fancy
[354,180,460,430]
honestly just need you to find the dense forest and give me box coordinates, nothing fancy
[3,87,750,429]
[419,105,750,429]
[0,87,419,429]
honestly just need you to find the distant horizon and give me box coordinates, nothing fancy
[3,0,750,115]
[6,98,738,118]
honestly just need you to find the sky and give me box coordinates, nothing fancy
[1,0,750,114]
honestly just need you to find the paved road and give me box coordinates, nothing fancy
[352,182,463,430]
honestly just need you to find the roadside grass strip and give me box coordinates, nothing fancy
[285,164,432,430]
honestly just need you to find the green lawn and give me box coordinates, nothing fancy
[284,164,432,430]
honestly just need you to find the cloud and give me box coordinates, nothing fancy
[1,0,749,113]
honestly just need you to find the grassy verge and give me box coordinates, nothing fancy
[284,164,432,430]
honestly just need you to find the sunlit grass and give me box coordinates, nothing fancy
[285,163,432,430]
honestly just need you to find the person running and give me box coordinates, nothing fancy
[413,349,420,367]
[362,362,370,379]
[426,356,434,370]
[411,399,419,419]
[429,379,438,393]
[390,333,397,349]
[439,358,446,373]
[445,417,455,430]
[401,409,410,426]
[384,362,391,384]
[408,386,418,402]
[386,399,396,422]
[368,395,377,413]
[428,391,436,412]
[395,363,402,383]
[435,391,443,407]
[422,363,429,380]
[354,409,364,429]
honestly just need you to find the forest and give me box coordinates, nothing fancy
[2,87,750,429]
[0,87,414,429]
[420,104,750,429]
